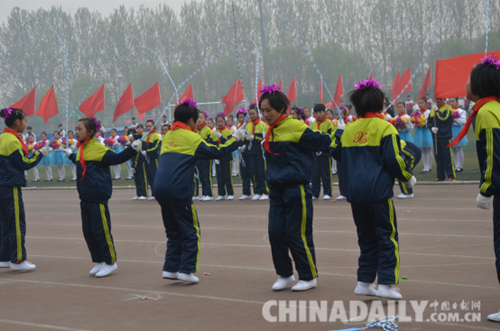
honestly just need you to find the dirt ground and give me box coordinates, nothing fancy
[0,184,498,331]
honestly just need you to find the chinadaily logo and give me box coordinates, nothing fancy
[262,300,481,323]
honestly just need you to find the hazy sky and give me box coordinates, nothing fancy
[0,0,187,25]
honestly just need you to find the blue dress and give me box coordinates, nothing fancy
[38,141,53,167]
[413,127,433,148]
[452,125,469,147]
[399,131,413,143]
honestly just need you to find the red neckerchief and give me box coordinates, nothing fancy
[264,113,287,156]
[146,129,156,146]
[398,112,407,117]
[360,112,384,119]
[449,96,499,147]
[197,123,206,131]
[171,121,194,131]
[453,106,459,110]
[3,128,28,156]
[251,118,261,135]
[217,127,227,144]
[419,109,427,115]
[78,138,92,180]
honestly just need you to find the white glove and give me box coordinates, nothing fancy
[241,145,247,152]
[141,150,147,156]
[233,127,246,141]
[476,193,491,210]
[431,127,439,134]
[214,132,222,139]
[336,118,346,131]
[39,146,49,156]
[132,140,142,150]
[125,141,130,146]
[128,134,135,141]
[63,149,72,157]
[405,176,417,189]
[245,133,254,141]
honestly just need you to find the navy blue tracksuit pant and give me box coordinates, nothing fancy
[196,159,213,197]
[80,200,117,265]
[268,184,317,280]
[399,146,422,196]
[248,154,268,195]
[134,157,148,198]
[493,196,500,284]
[312,155,333,198]
[146,158,158,193]
[0,186,26,262]
[351,198,399,285]
[161,203,201,274]
[216,160,234,196]
[433,138,456,180]
[240,153,252,196]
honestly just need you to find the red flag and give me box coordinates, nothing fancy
[136,109,145,122]
[79,84,105,118]
[36,86,58,124]
[113,84,134,123]
[370,71,373,79]
[397,68,412,96]
[279,79,282,91]
[287,76,296,113]
[10,87,36,117]
[325,74,343,109]
[222,80,238,116]
[254,78,262,104]
[134,82,161,114]
[391,71,401,98]
[418,68,432,100]
[235,80,244,105]
[319,78,324,104]
[177,84,193,105]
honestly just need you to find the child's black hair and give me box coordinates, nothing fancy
[215,113,226,122]
[27,126,32,130]
[173,103,200,124]
[237,112,246,119]
[0,108,25,128]
[397,102,405,108]
[136,124,144,129]
[259,91,290,114]
[110,128,117,133]
[78,118,98,137]
[419,96,427,103]
[470,63,500,98]
[290,106,306,121]
[58,123,63,127]
[348,87,385,117]
[128,128,137,134]
[326,109,334,116]
[53,131,59,136]
[146,119,155,124]
[40,131,47,137]
[227,114,234,120]
[28,133,34,138]
[68,130,74,134]
[123,126,128,129]
[131,117,136,120]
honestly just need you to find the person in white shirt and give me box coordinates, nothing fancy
[405,95,414,114]
[449,97,468,172]
[58,124,66,139]
[130,117,138,129]
[303,107,315,127]
[24,126,36,143]
[227,115,239,177]
[396,102,414,142]
[162,115,168,126]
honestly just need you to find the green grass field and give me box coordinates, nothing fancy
[25,130,479,188]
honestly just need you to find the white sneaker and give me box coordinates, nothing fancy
[133,196,139,200]
[227,195,234,200]
[202,196,214,201]
[192,196,200,200]
[354,281,377,296]
[323,195,331,200]
[397,193,414,199]
[10,261,36,271]
[138,196,147,200]
[488,311,500,322]
[178,272,199,283]
[95,263,118,278]
[336,195,347,200]
[377,284,402,299]
[89,262,105,275]
[252,194,261,201]
[239,195,251,200]
[216,196,226,201]
[0,261,10,268]
[312,196,318,200]
[148,196,156,201]
[162,271,179,280]
[259,194,269,200]
[292,279,317,291]
[272,275,296,291]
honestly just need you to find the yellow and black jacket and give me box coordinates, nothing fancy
[244,119,268,155]
[330,113,413,203]
[132,132,146,168]
[69,138,138,203]
[427,104,454,139]
[197,123,214,144]
[153,122,239,205]
[475,99,500,197]
[0,131,42,187]
[311,117,334,135]
[211,127,234,161]
[265,116,331,186]
[142,131,161,160]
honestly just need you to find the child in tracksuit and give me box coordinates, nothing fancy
[153,98,245,284]
[213,112,235,201]
[195,110,214,201]
[398,140,422,199]
[143,119,161,201]
[453,55,500,322]
[330,78,415,300]
[427,98,456,181]
[0,107,49,271]
[66,117,140,277]
[130,127,149,200]
[311,103,334,200]
[236,107,252,200]
[260,85,332,292]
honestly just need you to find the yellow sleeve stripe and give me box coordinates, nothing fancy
[22,151,40,164]
[401,149,415,169]
[392,134,412,180]
[481,128,494,194]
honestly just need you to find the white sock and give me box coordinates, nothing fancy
[457,147,464,169]
[71,164,77,178]
[45,166,52,179]
[113,164,121,178]
[422,147,433,169]
[58,165,65,180]
[332,159,337,172]
[33,167,39,180]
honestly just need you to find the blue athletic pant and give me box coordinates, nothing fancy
[312,155,333,198]
[216,160,234,196]
[0,186,26,262]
